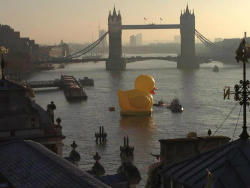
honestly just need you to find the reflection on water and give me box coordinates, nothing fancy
[120,116,156,142]
[108,71,125,92]
[108,71,124,83]
[120,116,155,132]
[119,115,156,185]
[179,70,199,128]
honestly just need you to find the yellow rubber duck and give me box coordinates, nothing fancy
[117,75,157,116]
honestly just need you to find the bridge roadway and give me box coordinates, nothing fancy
[122,24,180,30]
[39,56,178,64]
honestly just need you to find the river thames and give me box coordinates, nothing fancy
[28,56,247,187]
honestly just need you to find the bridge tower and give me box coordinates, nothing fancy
[178,5,199,69]
[106,7,126,71]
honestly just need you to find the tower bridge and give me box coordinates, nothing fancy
[107,5,198,70]
[42,5,215,70]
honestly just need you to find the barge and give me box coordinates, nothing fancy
[61,75,87,100]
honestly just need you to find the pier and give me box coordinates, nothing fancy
[27,75,88,100]
[27,79,61,88]
[27,76,94,89]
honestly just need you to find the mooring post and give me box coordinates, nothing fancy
[101,126,104,143]
[120,136,134,163]
[124,136,126,147]
[95,126,107,144]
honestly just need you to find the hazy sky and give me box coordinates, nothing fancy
[0,0,250,45]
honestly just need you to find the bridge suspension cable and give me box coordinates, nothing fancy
[195,29,217,49]
[60,32,108,60]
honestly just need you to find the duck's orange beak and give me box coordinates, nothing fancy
[150,87,157,95]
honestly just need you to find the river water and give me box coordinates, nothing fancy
[28,55,248,187]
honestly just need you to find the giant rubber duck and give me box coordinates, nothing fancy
[117,75,156,116]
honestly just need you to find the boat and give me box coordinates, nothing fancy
[153,100,166,107]
[61,75,87,100]
[213,65,219,72]
[167,98,184,113]
[78,77,94,86]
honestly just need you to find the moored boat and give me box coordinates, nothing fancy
[153,100,166,107]
[61,75,87,100]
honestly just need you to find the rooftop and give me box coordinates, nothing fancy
[0,140,110,188]
[161,138,250,188]
[0,79,28,91]
[159,135,229,143]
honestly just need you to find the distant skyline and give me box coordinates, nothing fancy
[0,0,250,45]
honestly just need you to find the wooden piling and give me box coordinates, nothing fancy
[95,126,107,144]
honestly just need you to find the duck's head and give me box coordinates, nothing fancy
[135,75,157,95]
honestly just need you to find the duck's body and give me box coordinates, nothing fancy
[117,75,156,116]
[118,89,153,112]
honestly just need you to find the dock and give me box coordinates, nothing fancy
[27,76,94,89]
[27,79,61,88]
[27,75,89,100]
